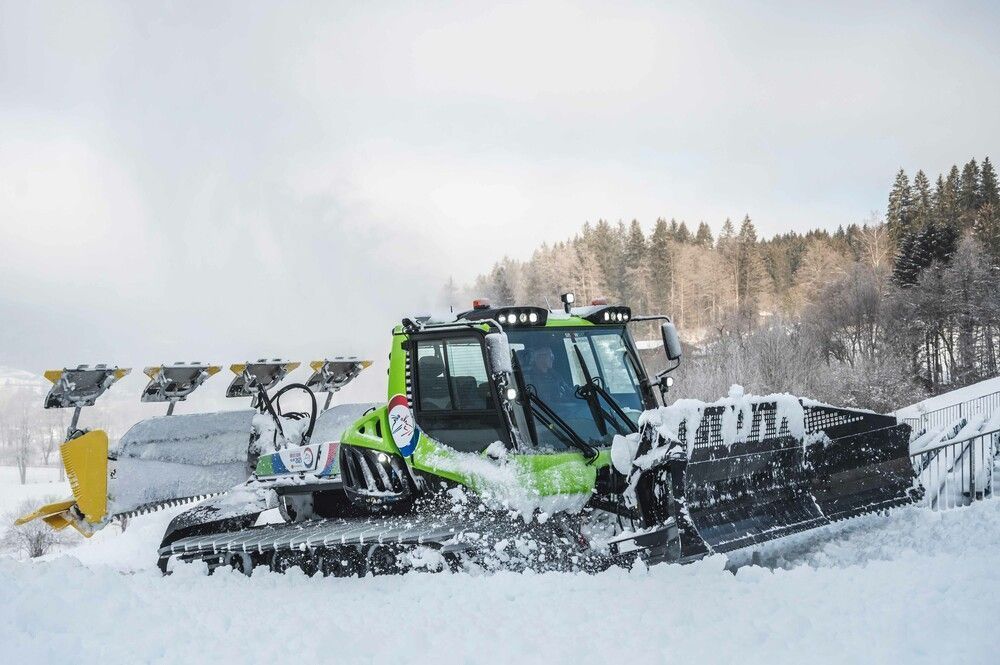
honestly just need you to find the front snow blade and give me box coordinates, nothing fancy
[631,398,914,558]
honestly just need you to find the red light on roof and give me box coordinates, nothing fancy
[472,298,491,310]
[591,297,609,306]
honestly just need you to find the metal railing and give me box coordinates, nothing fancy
[903,389,1000,433]
[910,426,1000,510]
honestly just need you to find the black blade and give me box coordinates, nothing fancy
[634,401,916,557]
[683,404,829,553]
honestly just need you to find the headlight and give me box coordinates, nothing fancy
[505,387,518,400]
[528,312,538,323]
[498,314,507,324]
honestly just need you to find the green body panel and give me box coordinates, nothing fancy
[255,455,275,476]
[341,407,400,455]
[543,316,597,327]
[388,326,408,399]
[338,404,610,497]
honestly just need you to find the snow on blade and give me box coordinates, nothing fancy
[637,385,807,459]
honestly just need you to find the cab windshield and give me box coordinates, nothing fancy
[506,327,644,451]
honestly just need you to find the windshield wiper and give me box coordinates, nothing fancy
[571,343,638,436]
[512,354,598,461]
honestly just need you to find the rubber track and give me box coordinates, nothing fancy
[161,513,472,558]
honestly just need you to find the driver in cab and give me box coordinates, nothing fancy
[525,346,574,402]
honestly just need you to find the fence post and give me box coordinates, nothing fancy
[970,436,976,502]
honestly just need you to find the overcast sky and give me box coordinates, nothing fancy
[2,1,998,401]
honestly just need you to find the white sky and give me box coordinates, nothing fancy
[1,1,998,400]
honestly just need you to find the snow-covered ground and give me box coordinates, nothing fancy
[1,469,999,664]
[0,466,67,519]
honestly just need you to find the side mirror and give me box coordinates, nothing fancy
[485,332,513,375]
[661,322,682,362]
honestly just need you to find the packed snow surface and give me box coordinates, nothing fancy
[2,470,1000,663]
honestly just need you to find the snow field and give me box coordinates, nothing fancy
[1,499,999,664]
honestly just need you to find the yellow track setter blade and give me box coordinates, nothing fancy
[15,499,76,531]
[61,429,110,524]
[14,431,110,537]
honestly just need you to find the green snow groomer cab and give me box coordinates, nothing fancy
[332,295,682,513]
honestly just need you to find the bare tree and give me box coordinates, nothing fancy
[858,216,893,275]
[9,414,33,485]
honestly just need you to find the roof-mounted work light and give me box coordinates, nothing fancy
[561,292,575,313]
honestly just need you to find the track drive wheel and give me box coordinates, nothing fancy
[271,548,318,575]
[319,547,363,578]
[365,545,402,576]
[226,552,253,576]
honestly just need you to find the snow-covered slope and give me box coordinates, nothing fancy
[2,498,999,663]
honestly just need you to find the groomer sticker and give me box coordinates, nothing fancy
[388,394,420,456]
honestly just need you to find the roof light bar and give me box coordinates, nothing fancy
[583,305,632,325]
[463,305,548,327]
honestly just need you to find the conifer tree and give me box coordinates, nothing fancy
[589,220,618,297]
[490,261,517,305]
[980,157,998,207]
[623,219,650,310]
[610,221,630,300]
[694,222,714,247]
[735,215,766,323]
[648,218,673,311]
[973,203,1000,266]
[675,221,691,244]
[892,232,921,286]
[887,169,913,240]
[717,218,736,249]
[912,170,932,228]
[925,218,960,265]
[959,158,982,214]
[937,166,961,228]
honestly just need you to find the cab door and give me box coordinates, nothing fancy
[410,332,509,453]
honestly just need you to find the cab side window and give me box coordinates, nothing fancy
[413,336,504,452]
